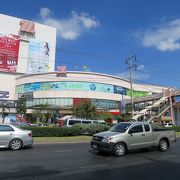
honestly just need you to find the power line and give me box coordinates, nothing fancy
[136,69,180,83]
[137,60,180,75]
[10,55,126,72]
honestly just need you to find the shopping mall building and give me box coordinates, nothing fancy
[0,13,174,122]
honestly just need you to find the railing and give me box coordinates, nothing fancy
[145,103,170,122]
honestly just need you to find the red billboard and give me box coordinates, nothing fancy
[0,34,20,73]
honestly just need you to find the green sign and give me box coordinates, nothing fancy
[126,89,148,97]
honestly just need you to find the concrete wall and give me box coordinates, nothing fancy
[0,73,20,100]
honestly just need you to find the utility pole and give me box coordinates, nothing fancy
[126,55,136,117]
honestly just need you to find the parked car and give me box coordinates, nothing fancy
[163,123,173,128]
[29,123,39,127]
[62,118,106,127]
[91,122,176,157]
[0,124,33,150]
[63,119,94,127]
[38,123,49,127]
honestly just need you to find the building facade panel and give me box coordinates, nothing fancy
[14,71,166,112]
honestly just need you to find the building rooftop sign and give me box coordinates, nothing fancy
[19,20,35,39]
[57,66,67,77]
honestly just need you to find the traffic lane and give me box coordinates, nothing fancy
[1,141,179,166]
[0,141,179,166]
[56,158,180,180]
[0,140,179,180]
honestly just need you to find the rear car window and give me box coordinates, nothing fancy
[0,125,14,132]
[144,124,150,132]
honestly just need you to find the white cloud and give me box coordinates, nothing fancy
[38,8,99,40]
[116,65,149,81]
[136,18,180,51]
[40,8,52,19]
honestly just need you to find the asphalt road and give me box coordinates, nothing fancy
[0,140,179,180]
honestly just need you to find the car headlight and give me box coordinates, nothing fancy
[102,137,113,143]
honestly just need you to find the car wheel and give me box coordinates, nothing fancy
[9,139,23,151]
[159,139,168,152]
[113,143,126,157]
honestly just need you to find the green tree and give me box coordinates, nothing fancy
[98,112,113,121]
[73,101,98,120]
[32,102,50,123]
[16,95,26,117]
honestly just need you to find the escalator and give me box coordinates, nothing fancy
[132,96,171,122]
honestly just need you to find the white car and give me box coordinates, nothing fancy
[0,124,33,150]
[164,123,173,127]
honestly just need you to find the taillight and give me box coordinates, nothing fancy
[28,133,32,137]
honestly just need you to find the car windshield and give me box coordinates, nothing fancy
[109,122,132,133]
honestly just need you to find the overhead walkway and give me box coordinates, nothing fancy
[132,96,170,122]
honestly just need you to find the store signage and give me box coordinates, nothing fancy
[114,86,126,95]
[0,91,9,98]
[57,66,67,74]
[23,92,34,99]
[16,82,149,98]
[19,20,35,38]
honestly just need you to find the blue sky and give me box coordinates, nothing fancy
[1,0,180,88]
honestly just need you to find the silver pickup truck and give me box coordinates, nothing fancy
[91,122,176,157]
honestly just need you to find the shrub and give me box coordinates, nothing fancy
[72,123,89,135]
[87,123,110,135]
[24,123,110,137]
[24,126,80,137]
[73,123,110,136]
[170,126,180,132]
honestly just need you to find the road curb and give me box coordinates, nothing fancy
[33,137,179,145]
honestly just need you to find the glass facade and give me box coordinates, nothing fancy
[26,98,119,110]
[26,98,73,108]
[92,99,119,109]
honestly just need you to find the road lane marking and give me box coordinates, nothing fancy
[54,149,72,153]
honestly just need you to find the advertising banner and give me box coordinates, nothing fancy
[27,39,50,73]
[17,82,114,93]
[0,34,20,73]
[16,82,148,98]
